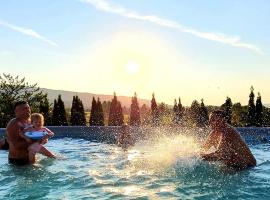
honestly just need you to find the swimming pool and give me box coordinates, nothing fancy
[1,131,270,200]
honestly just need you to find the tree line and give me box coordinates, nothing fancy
[1,73,270,127]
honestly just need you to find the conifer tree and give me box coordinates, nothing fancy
[199,99,208,127]
[247,86,256,126]
[108,92,124,126]
[116,101,124,125]
[190,100,201,126]
[90,97,97,126]
[96,98,105,126]
[70,96,78,126]
[177,98,184,124]
[70,95,86,126]
[52,95,68,126]
[151,93,159,125]
[78,98,86,125]
[173,99,178,124]
[255,92,263,127]
[130,92,141,126]
[224,97,232,124]
[173,98,184,125]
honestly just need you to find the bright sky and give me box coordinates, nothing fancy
[0,0,270,106]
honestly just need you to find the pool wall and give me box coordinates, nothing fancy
[0,126,144,144]
[1,126,270,144]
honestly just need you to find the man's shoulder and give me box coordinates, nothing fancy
[6,118,18,128]
[6,118,27,131]
[6,119,21,138]
[226,125,241,137]
[227,125,238,132]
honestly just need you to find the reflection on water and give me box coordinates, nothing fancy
[1,132,270,199]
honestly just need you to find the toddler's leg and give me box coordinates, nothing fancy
[39,146,56,158]
[28,143,41,164]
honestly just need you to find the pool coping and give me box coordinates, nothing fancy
[1,126,270,144]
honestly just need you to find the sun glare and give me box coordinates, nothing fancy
[125,61,140,74]
[78,31,185,103]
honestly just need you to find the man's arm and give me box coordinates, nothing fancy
[201,131,218,152]
[202,134,227,161]
[201,151,221,161]
[7,120,30,149]
[19,131,32,143]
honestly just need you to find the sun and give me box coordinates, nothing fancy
[125,60,140,74]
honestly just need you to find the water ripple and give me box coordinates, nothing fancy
[1,138,270,199]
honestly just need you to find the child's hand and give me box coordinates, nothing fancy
[48,132,54,137]
[41,137,48,144]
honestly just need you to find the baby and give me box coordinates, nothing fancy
[21,113,56,163]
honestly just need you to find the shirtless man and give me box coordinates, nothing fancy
[6,101,33,165]
[201,110,256,170]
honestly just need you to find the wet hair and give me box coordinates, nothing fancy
[14,101,28,110]
[211,110,226,119]
[31,113,44,125]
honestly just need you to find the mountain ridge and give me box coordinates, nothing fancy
[41,88,270,109]
[41,88,151,110]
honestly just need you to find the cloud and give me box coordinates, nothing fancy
[81,0,263,54]
[0,20,58,47]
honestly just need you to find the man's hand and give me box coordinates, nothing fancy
[25,138,33,143]
[201,152,220,161]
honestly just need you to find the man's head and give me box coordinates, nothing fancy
[14,101,31,120]
[209,110,226,130]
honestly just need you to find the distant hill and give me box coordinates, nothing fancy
[41,88,151,110]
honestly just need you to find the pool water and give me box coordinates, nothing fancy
[1,135,270,200]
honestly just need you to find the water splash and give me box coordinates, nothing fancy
[126,130,202,173]
[94,131,204,198]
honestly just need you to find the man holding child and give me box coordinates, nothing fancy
[6,101,55,165]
